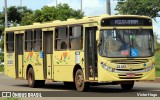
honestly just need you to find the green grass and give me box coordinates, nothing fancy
[155,51,160,77]
[0,98,19,100]
[0,65,4,72]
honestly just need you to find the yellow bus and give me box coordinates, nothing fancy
[4,14,155,92]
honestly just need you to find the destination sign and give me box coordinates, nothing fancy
[101,17,152,26]
[114,20,138,25]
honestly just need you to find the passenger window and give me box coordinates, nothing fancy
[69,26,83,50]
[55,27,68,50]
[6,32,14,53]
[34,29,42,51]
[25,30,32,52]
[25,29,42,52]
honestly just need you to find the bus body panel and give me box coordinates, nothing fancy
[46,54,52,79]
[23,52,44,80]
[18,55,23,77]
[4,53,16,78]
[53,51,85,81]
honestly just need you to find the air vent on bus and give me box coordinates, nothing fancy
[119,77,142,79]
[111,59,149,64]
[116,68,144,72]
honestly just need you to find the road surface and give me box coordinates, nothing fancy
[0,72,160,97]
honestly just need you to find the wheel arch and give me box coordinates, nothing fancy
[73,64,82,81]
[26,64,33,79]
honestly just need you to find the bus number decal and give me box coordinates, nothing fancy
[117,65,126,69]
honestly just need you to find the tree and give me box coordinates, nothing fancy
[7,6,33,25]
[115,0,160,18]
[21,3,84,25]
[21,13,34,26]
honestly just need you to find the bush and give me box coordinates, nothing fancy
[0,65,4,72]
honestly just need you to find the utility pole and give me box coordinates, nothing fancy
[4,0,8,28]
[20,0,22,7]
[56,0,57,7]
[81,0,82,13]
[106,0,111,15]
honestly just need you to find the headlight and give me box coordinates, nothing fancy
[145,64,154,72]
[101,62,115,72]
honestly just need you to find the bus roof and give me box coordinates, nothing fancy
[5,14,152,32]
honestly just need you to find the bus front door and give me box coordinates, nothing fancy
[43,31,53,79]
[85,27,97,80]
[15,34,23,78]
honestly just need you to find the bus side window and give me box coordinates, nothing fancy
[55,27,68,50]
[34,29,42,51]
[25,30,32,52]
[69,26,83,50]
[6,32,14,53]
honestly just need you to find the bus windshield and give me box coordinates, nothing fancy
[100,29,154,57]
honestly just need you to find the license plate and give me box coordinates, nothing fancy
[126,73,135,77]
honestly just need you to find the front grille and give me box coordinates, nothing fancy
[111,59,149,64]
[119,77,142,79]
[118,74,143,76]
[116,68,145,72]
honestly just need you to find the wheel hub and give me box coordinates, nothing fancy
[76,74,83,87]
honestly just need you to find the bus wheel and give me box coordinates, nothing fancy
[121,81,134,90]
[74,69,89,92]
[27,68,38,88]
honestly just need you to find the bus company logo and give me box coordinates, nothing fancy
[2,92,12,97]
[130,68,133,72]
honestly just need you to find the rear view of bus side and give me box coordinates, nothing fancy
[4,14,155,92]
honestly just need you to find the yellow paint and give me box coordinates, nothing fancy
[14,31,25,34]
[46,54,52,79]
[18,55,23,77]
[4,53,16,78]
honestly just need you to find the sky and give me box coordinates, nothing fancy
[0,0,160,40]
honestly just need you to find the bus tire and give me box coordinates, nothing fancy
[121,81,134,90]
[74,69,89,92]
[27,68,38,88]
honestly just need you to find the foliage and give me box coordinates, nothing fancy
[8,6,33,24]
[21,3,84,25]
[0,52,4,62]
[0,65,4,72]
[155,51,160,77]
[21,13,34,26]
[115,0,160,18]
[2,98,19,100]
